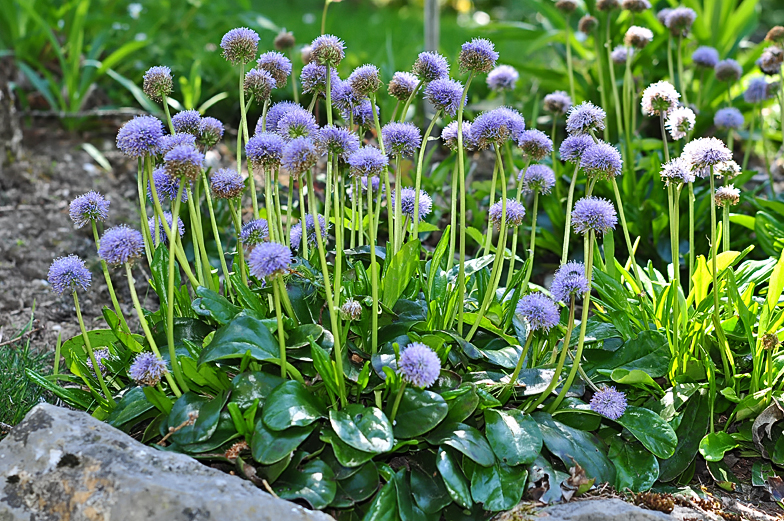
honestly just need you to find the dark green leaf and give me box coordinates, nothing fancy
[329,404,394,454]
[230,371,285,410]
[107,387,154,426]
[470,459,527,512]
[752,461,776,487]
[321,429,376,468]
[331,463,379,508]
[426,422,495,467]
[142,386,173,414]
[199,315,279,365]
[706,460,740,492]
[192,286,241,324]
[393,388,449,439]
[615,406,678,459]
[382,239,421,308]
[444,386,479,423]
[168,391,228,445]
[274,458,336,509]
[484,409,543,466]
[583,330,670,378]
[251,419,315,465]
[436,446,472,508]
[362,478,399,521]
[658,390,710,482]
[411,459,452,514]
[699,432,739,462]
[262,380,327,430]
[608,438,659,493]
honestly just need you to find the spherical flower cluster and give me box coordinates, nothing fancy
[682,137,732,176]
[274,30,295,51]
[621,0,650,12]
[148,167,188,203]
[660,157,695,185]
[521,164,556,194]
[198,117,224,149]
[347,64,381,97]
[515,293,560,332]
[86,348,110,374]
[543,90,572,115]
[263,101,300,133]
[624,26,654,49]
[282,137,318,177]
[239,218,269,246]
[290,214,329,248]
[99,225,145,265]
[48,255,91,295]
[471,107,525,149]
[149,212,185,244]
[517,129,553,161]
[300,63,339,97]
[590,386,627,420]
[441,121,477,151]
[220,27,260,64]
[692,46,720,68]
[578,15,599,34]
[159,133,197,155]
[424,78,464,117]
[393,187,433,222]
[489,199,526,227]
[398,343,441,388]
[301,45,313,65]
[248,242,292,278]
[715,59,742,82]
[551,262,590,302]
[116,116,164,158]
[715,160,741,179]
[330,79,361,115]
[388,72,420,101]
[657,7,673,25]
[129,352,169,387]
[555,0,578,13]
[171,110,201,135]
[340,299,363,321]
[596,0,620,11]
[361,175,382,194]
[244,68,275,101]
[69,191,109,228]
[412,51,449,82]
[247,132,286,170]
[610,46,630,65]
[310,34,345,66]
[345,99,378,130]
[382,122,421,157]
[164,145,204,180]
[458,38,499,73]
[580,141,623,179]
[316,125,360,159]
[572,197,617,236]
[665,106,696,140]
[256,51,292,88]
[766,26,784,44]
[714,107,744,130]
[715,185,741,207]
[210,168,245,199]
[757,47,783,75]
[641,81,680,116]
[744,77,774,103]
[566,101,606,135]
[664,7,697,36]
[559,134,595,163]
[143,66,173,102]
[486,65,519,91]
[347,146,388,178]
[277,107,319,139]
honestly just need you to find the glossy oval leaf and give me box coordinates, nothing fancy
[329,404,394,454]
[658,390,709,482]
[699,432,739,462]
[393,388,449,439]
[436,446,473,509]
[230,371,285,410]
[321,429,376,468]
[470,460,527,512]
[362,478,399,521]
[426,422,495,467]
[198,315,279,365]
[614,406,678,459]
[608,438,660,492]
[251,419,314,465]
[484,409,543,467]
[167,391,228,446]
[411,459,452,514]
[262,380,327,431]
[331,462,380,508]
[274,459,336,510]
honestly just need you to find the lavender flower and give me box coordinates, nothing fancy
[310,34,345,67]
[413,51,449,82]
[611,46,630,65]
[578,15,599,34]
[458,38,499,73]
[656,7,673,25]
[316,125,360,159]
[282,137,318,177]
[392,187,433,221]
[521,164,556,194]
[159,133,197,155]
[715,59,742,83]
[596,0,620,11]
[116,116,164,158]
[566,101,606,135]
[244,68,275,101]
[398,343,441,388]
[143,66,173,102]
[171,110,201,135]
[543,90,572,115]
[263,101,300,133]
[766,26,784,44]
[745,77,773,103]
[714,107,744,130]
[362,175,382,194]
[555,0,578,13]
[441,121,477,151]
[248,241,292,278]
[590,386,627,420]
[424,78,464,116]
[148,167,188,203]
[660,157,695,185]
[665,107,696,140]
[559,134,595,163]
[624,26,654,49]
[471,107,525,149]
[382,122,421,157]
[348,64,381,97]
[331,79,362,115]
[290,214,329,249]
[149,212,185,243]
[665,7,697,37]
[220,27,260,64]
[641,81,680,116]
[211,168,245,199]
[347,146,388,178]
[99,225,145,265]
[340,299,363,321]
[487,65,519,91]
[388,72,420,101]
[240,218,269,246]
[715,160,741,179]
[129,352,169,386]
[48,255,91,295]
[349,99,378,130]
[300,63,340,97]
[758,47,783,75]
[86,348,110,374]
[715,185,741,207]
[164,145,204,180]
[580,141,623,179]
[682,137,732,176]
[198,117,224,149]
[692,46,720,68]
[621,0,651,12]
[489,198,526,227]
[515,293,560,332]
[277,107,319,139]
[246,132,286,170]
[69,191,109,228]
[274,31,295,51]
[256,51,292,88]
[551,261,590,302]
[517,129,553,161]
[571,196,617,236]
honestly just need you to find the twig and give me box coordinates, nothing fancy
[0,326,44,348]
[261,479,278,498]
[0,421,13,433]
[156,411,198,446]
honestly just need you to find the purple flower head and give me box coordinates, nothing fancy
[580,141,623,180]
[559,134,594,163]
[361,175,382,194]
[164,144,203,180]
[129,352,168,387]
[516,293,560,332]
[745,77,773,103]
[316,125,360,159]
[683,137,732,176]
[392,187,433,222]
[240,218,269,246]
[382,122,421,157]
[69,191,109,228]
[388,72,419,101]
[757,47,783,75]
[472,107,525,149]
[544,90,572,115]
[692,46,720,68]
[340,299,363,321]
[517,129,553,161]
[714,107,744,130]
[590,386,627,420]
[159,133,197,155]
[641,81,680,116]
[148,166,188,203]
[149,211,185,244]
[551,262,590,302]
[331,79,363,115]
[290,214,329,248]
[282,137,318,177]
[198,117,224,149]
[487,65,519,91]
[459,38,499,73]
[275,30,295,51]
[665,7,697,37]
[211,168,245,199]
[413,51,450,82]
[263,101,301,133]
[171,110,201,135]
[246,132,286,170]
[143,66,173,102]
[624,26,654,49]
[715,185,741,207]
[398,342,441,388]
[220,27,260,64]
[621,0,651,12]
[99,225,145,265]
[665,107,696,140]
[300,62,340,98]
[48,255,91,295]
[566,101,606,135]
[348,99,378,130]
[248,242,292,278]
[277,107,319,139]
[244,67,275,101]
[116,116,164,158]
[715,160,741,180]
[441,121,478,151]
[348,146,388,178]
[310,34,345,66]
[425,78,464,117]
[348,64,381,97]
[611,45,630,65]
[521,164,556,194]
[715,59,742,82]
[660,157,695,185]
[572,196,617,236]
[86,348,110,374]
[489,198,526,228]
[257,51,292,88]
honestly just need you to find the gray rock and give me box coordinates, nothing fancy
[0,404,333,521]
[536,498,673,520]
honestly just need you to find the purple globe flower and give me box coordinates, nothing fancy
[665,107,696,140]
[349,99,378,130]
[714,107,744,130]
[622,0,651,13]
[611,45,630,65]
[48,255,91,295]
[382,122,421,157]
[544,90,572,115]
[69,191,109,228]
[211,168,245,199]
[624,26,654,49]
[300,63,340,98]
[282,137,318,177]
[148,166,189,203]
[559,134,594,163]
[99,225,145,265]
[340,299,363,321]
[277,107,318,139]
[160,133,197,155]
[247,132,286,170]
[715,160,741,180]
[413,51,450,82]
[551,261,590,302]
[388,71,419,101]
[171,109,201,135]
[692,46,720,68]
[424,78,464,117]
[143,66,173,102]
[86,348,110,374]
[715,185,741,207]
[517,129,553,161]
[665,7,697,37]
[758,47,783,75]
[249,242,292,278]
[515,293,560,332]
[240,218,269,246]
[715,59,742,82]
[566,101,606,135]
[521,164,556,194]
[310,34,345,66]
[745,77,773,103]
[441,121,478,151]
[348,64,381,97]
[459,38,499,73]
[244,67,275,101]
[290,214,329,249]
[149,212,185,244]
[256,51,292,88]
[116,116,164,158]
[641,80,680,116]
[398,342,441,388]
[164,144,203,180]
[198,117,224,149]
[348,146,388,178]
[489,198,526,228]
[472,107,525,149]
[572,197,617,236]
[682,137,732,176]
[220,27,260,64]
[129,352,169,387]
[316,125,361,159]
[392,187,433,222]
[660,157,695,185]
[487,65,519,91]
[590,386,627,420]
[331,79,362,115]
[580,141,623,179]
[361,175,382,194]
[263,101,301,134]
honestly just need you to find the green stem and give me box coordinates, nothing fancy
[667,36,675,87]
[137,159,154,267]
[166,181,189,393]
[677,36,688,106]
[527,297,576,412]
[399,80,424,122]
[325,63,334,126]
[565,15,575,102]
[606,13,623,144]
[561,163,580,265]
[722,204,730,254]
[668,184,680,360]
[742,109,757,171]
[202,174,233,298]
[483,161,500,256]
[389,382,407,422]
[688,182,695,297]
[73,290,114,405]
[161,94,175,134]
[594,32,610,142]
[413,110,441,238]
[660,113,670,163]
[272,276,287,379]
[499,332,535,404]
[298,178,309,259]
[321,0,329,34]
[521,193,539,294]
[611,177,645,298]
[447,160,459,273]
[457,74,475,332]
[91,221,131,334]
[368,178,379,355]
[186,186,209,289]
[228,199,248,287]
[393,156,403,255]
[370,94,392,247]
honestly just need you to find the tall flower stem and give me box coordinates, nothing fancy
[201,174,233,298]
[367,179,379,355]
[332,158,344,309]
[388,382,408,423]
[606,14,624,144]
[399,81,424,122]
[274,170,285,241]
[527,297,576,412]
[709,168,732,380]
[264,168,278,243]
[357,178,365,247]
[499,332,536,405]
[660,114,670,163]
[742,109,757,171]
[565,15,575,102]
[521,192,539,294]
[286,181,295,247]
[561,163,580,265]
[677,36,688,105]
[594,33,610,142]
[288,49,299,104]
[668,184,680,359]
[393,156,403,254]
[722,205,730,254]
[446,160,460,273]
[227,199,248,287]
[350,178,358,248]
[369,94,392,247]
[457,74,475,332]
[185,186,210,289]
[413,110,442,238]
[137,159,154,267]
[506,172,526,289]
[623,51,634,172]
[91,222,131,335]
[611,177,645,299]
[298,178,309,258]
[166,182,190,393]
[272,277,287,379]
[667,36,676,87]
[688,182,695,296]
[483,161,500,256]
[236,64,259,220]
[73,290,114,405]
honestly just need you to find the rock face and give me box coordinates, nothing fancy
[536,498,672,520]
[0,404,333,521]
